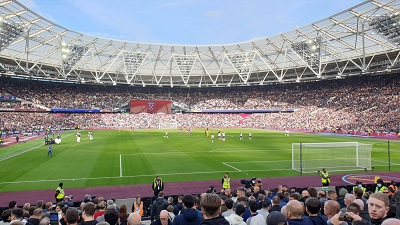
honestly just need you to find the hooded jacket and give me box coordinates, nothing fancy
[172,208,203,225]
[225,213,246,225]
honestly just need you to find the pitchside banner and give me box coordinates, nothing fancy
[130,100,172,113]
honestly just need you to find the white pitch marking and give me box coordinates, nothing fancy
[223,162,241,171]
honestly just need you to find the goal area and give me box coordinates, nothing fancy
[158,122,177,130]
[292,142,372,173]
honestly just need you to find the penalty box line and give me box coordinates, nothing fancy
[223,159,293,172]
[222,162,241,171]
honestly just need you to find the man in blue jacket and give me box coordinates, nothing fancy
[172,194,203,225]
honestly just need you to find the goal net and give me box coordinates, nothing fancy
[292,142,372,173]
[158,122,178,130]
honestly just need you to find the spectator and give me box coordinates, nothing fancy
[286,200,305,225]
[304,198,327,225]
[65,208,79,225]
[1,209,12,225]
[224,204,246,225]
[150,192,168,222]
[199,193,229,225]
[256,198,271,221]
[267,211,288,225]
[172,194,203,225]
[80,202,98,225]
[166,206,175,222]
[27,209,43,225]
[246,200,264,225]
[94,202,106,220]
[150,210,171,225]
[127,213,143,225]
[118,205,128,225]
[104,208,118,225]
[172,196,183,216]
[353,199,370,221]
[221,198,234,218]
[270,196,282,212]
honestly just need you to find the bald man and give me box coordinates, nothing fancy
[353,199,370,221]
[150,210,171,225]
[127,213,143,225]
[286,200,305,225]
[382,218,400,225]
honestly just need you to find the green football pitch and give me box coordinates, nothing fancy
[0,129,399,192]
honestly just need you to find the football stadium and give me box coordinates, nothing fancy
[0,0,400,223]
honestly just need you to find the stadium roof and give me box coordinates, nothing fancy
[0,0,399,87]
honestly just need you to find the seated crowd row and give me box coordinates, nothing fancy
[1,182,400,225]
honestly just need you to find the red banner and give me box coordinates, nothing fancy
[130,100,172,113]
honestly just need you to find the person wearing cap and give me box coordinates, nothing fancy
[318,169,330,186]
[55,182,65,203]
[375,179,387,193]
[267,211,288,225]
[353,181,366,193]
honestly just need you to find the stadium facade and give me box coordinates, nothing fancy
[0,0,399,88]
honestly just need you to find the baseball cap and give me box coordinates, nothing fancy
[267,211,288,225]
[263,199,272,208]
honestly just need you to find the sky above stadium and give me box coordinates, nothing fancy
[19,0,364,45]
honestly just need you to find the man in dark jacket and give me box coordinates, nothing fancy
[173,196,183,216]
[172,194,203,225]
[152,176,164,197]
[303,198,327,225]
[199,193,229,225]
[151,192,168,222]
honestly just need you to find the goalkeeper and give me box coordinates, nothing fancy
[318,168,330,186]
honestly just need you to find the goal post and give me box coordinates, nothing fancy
[158,122,178,130]
[292,142,372,173]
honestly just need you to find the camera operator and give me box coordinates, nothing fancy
[63,196,74,207]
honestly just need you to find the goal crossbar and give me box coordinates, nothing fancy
[292,142,372,173]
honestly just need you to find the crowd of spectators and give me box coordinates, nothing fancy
[1,181,399,225]
[0,73,399,133]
